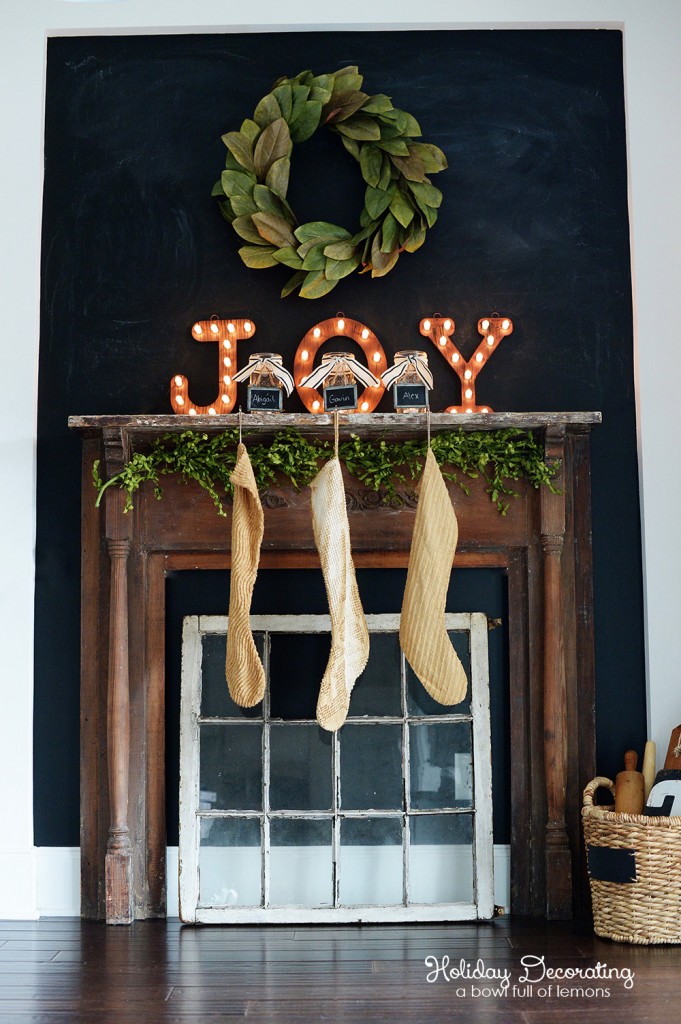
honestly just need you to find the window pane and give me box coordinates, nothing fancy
[348,632,402,717]
[340,818,403,906]
[199,816,261,907]
[201,631,265,719]
[200,723,262,810]
[340,725,403,810]
[409,814,474,904]
[406,631,472,716]
[270,633,328,720]
[269,819,333,907]
[269,724,333,811]
[410,722,473,810]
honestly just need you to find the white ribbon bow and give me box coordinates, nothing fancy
[232,357,295,396]
[380,353,433,390]
[301,354,380,391]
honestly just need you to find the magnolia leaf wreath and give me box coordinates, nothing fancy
[212,66,448,299]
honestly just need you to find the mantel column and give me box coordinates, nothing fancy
[541,425,572,919]
[103,428,133,924]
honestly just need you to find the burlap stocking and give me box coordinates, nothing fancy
[310,457,370,732]
[400,448,467,705]
[225,443,266,707]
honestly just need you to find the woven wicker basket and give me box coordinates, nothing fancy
[583,776,681,944]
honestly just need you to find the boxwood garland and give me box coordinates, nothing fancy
[212,66,448,299]
[93,428,558,517]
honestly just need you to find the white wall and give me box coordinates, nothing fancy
[2,0,679,917]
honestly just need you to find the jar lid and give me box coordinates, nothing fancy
[248,352,283,363]
[321,351,354,362]
[395,350,428,362]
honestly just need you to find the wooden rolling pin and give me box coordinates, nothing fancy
[614,750,645,814]
[642,740,656,800]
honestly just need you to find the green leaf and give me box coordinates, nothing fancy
[272,83,293,121]
[272,245,304,269]
[323,89,369,123]
[238,244,279,268]
[393,109,422,137]
[403,218,427,252]
[221,169,256,199]
[410,142,448,173]
[364,183,395,219]
[240,118,261,144]
[301,243,328,271]
[281,269,306,298]
[380,211,399,253]
[335,116,381,141]
[408,180,443,208]
[339,134,361,160]
[223,151,244,172]
[323,239,358,260]
[377,154,392,191]
[331,68,363,95]
[253,184,294,222]
[325,254,361,280]
[370,233,400,277]
[359,144,383,187]
[390,152,426,182]
[289,101,322,144]
[211,179,226,198]
[361,94,393,114]
[389,190,415,228]
[265,156,291,198]
[294,221,352,244]
[221,131,255,173]
[253,118,291,179]
[253,92,281,128]
[299,270,339,299]
[232,214,265,244]
[376,138,410,156]
[218,200,234,223]
[252,211,297,248]
[309,83,333,106]
[230,193,258,217]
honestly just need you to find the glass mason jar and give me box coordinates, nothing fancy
[321,352,358,412]
[246,352,285,413]
[391,350,430,414]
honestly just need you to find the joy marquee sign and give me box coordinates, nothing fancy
[169,314,513,415]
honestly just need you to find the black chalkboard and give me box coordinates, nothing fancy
[394,384,429,410]
[35,29,645,847]
[247,386,283,412]
[324,384,358,411]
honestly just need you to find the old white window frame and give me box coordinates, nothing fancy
[179,612,493,923]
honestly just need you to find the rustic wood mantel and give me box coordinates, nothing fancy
[69,412,600,924]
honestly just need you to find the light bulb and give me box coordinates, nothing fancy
[193,323,203,335]
[465,388,473,399]
[301,350,309,361]
[361,328,370,340]
[244,321,252,333]
[465,407,473,414]
[312,400,320,411]
[223,340,231,349]
[481,407,489,413]
[337,318,345,331]
[439,335,447,347]
[223,375,231,385]
[313,327,321,339]
[361,401,369,411]
[208,407,216,415]
[210,322,219,334]
[475,352,484,363]
[487,336,495,346]
[188,408,197,416]
[481,319,490,330]
[223,357,231,367]
[227,322,235,333]
[464,369,472,380]
[372,351,381,363]
[221,394,230,404]
[174,376,183,387]
[175,395,185,406]
[444,319,452,331]
[502,319,510,330]
[422,319,431,331]
[451,353,460,364]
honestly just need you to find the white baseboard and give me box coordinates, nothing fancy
[30,844,510,919]
[0,850,38,919]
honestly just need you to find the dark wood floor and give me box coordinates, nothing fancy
[0,916,679,1023]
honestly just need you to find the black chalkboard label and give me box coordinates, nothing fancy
[587,845,637,883]
[324,384,357,411]
[393,383,428,409]
[247,387,283,412]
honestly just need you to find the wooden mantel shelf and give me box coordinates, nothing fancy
[72,411,600,925]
